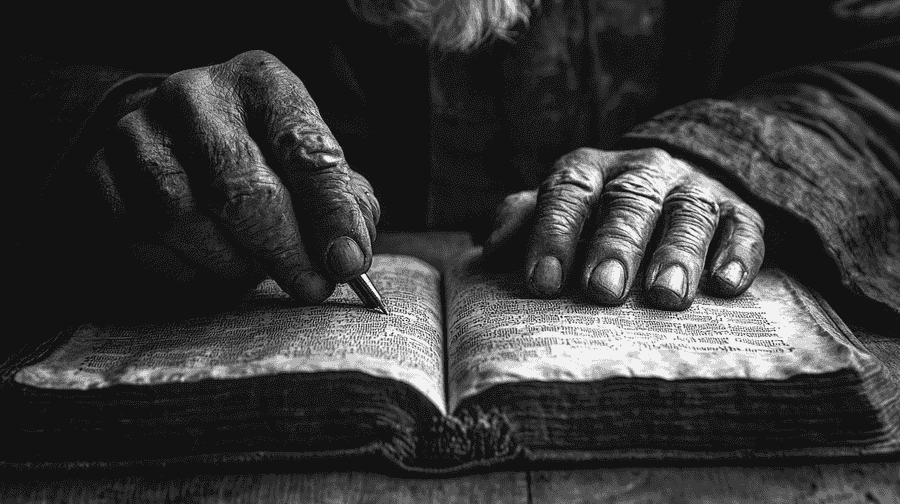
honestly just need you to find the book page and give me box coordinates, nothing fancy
[16,255,448,414]
[446,250,875,411]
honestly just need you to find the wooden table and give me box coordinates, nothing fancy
[4,463,898,503]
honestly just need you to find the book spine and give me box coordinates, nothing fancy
[404,407,522,469]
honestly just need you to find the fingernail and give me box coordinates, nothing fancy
[327,236,364,278]
[651,264,686,303]
[716,261,744,288]
[529,256,562,296]
[589,259,626,300]
[291,270,334,304]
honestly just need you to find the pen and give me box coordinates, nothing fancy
[348,273,390,315]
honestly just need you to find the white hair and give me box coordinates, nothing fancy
[350,0,537,51]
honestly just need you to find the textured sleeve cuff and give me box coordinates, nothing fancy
[620,97,900,316]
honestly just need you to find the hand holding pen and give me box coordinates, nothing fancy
[95,51,383,307]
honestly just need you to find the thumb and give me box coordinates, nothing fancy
[483,190,537,261]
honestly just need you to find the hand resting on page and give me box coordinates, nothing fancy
[484,148,765,311]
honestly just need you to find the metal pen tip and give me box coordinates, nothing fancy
[348,273,390,315]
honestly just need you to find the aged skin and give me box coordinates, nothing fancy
[103,51,379,304]
[99,49,763,311]
[484,148,765,310]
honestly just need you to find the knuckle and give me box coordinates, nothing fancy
[349,170,374,192]
[547,152,603,192]
[722,200,766,236]
[157,68,210,102]
[537,190,592,228]
[212,51,288,87]
[223,50,292,94]
[618,147,671,168]
[232,50,281,67]
[274,125,344,170]
[740,205,766,234]
[665,209,718,236]
[654,190,721,257]
[113,109,145,138]
[600,197,661,234]
[220,170,287,218]
[155,69,234,126]
[541,168,602,199]
[602,172,665,205]
[664,186,720,216]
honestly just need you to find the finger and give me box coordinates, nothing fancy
[155,69,335,303]
[210,145,335,303]
[107,109,262,286]
[707,199,765,297]
[350,170,380,224]
[232,51,372,282]
[581,170,668,305]
[484,190,537,256]
[644,184,720,310]
[350,170,380,243]
[526,149,606,297]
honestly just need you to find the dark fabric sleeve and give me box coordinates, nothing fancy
[15,64,167,246]
[620,38,900,318]
[10,64,168,349]
[27,65,167,190]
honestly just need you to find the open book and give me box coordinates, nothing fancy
[4,250,899,471]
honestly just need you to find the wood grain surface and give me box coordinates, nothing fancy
[4,464,897,503]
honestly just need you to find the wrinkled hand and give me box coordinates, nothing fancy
[100,50,379,304]
[485,148,765,310]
